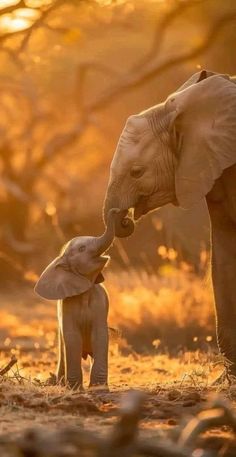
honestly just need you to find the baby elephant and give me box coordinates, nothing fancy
[35,209,119,389]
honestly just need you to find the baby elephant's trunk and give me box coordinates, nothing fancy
[94,208,119,256]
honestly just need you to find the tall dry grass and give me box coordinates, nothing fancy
[107,265,215,352]
[0,260,216,355]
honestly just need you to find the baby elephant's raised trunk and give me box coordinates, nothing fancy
[94,208,119,256]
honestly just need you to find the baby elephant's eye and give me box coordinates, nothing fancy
[130,165,145,178]
[78,245,86,253]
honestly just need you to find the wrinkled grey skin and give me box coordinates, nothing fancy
[206,168,236,382]
[35,208,119,389]
[104,70,236,379]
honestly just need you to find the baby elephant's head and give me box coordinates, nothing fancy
[35,209,120,301]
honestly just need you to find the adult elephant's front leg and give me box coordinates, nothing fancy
[207,195,236,378]
[90,326,109,388]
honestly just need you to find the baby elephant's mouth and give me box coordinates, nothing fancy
[100,254,110,261]
[96,254,110,267]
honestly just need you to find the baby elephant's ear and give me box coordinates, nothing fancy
[34,256,92,300]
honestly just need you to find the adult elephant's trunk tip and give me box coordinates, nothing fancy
[103,198,135,238]
[114,212,135,238]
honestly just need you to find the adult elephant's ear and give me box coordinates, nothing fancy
[35,256,92,300]
[167,74,236,209]
[175,69,217,92]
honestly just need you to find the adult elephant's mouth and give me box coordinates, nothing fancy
[105,191,177,237]
[133,191,178,220]
[133,196,149,220]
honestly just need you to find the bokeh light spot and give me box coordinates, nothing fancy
[45,201,56,216]
[0,0,19,9]
[25,0,53,6]
[0,8,41,33]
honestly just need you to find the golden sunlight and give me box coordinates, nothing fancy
[0,8,41,33]
[0,0,53,8]
[0,0,235,451]
[45,201,57,216]
[0,0,19,9]
[25,0,53,7]
[14,8,41,19]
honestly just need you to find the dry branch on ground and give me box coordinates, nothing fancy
[0,355,17,376]
[0,389,235,456]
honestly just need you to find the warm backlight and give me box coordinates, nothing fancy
[0,8,41,33]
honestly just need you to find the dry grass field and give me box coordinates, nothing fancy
[0,268,235,455]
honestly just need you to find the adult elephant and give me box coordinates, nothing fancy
[103,70,236,380]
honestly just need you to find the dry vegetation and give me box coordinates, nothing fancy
[0,267,236,456]
[0,0,236,455]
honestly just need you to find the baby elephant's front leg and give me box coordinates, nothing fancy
[90,326,108,388]
[56,329,65,384]
[63,331,83,389]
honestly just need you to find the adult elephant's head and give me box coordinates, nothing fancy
[103,70,236,237]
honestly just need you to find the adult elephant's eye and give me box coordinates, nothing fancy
[130,165,145,178]
[78,245,86,253]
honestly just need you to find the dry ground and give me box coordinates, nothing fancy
[0,269,235,455]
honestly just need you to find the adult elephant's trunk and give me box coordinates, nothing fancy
[103,192,135,238]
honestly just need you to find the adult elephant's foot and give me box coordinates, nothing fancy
[88,383,109,393]
[67,380,84,391]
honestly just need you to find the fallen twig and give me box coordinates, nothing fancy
[0,391,235,456]
[179,397,236,449]
[0,355,17,376]
[99,390,145,457]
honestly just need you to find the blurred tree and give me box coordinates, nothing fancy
[0,0,235,281]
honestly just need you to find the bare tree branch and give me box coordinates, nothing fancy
[36,8,236,173]
[4,227,35,253]
[134,0,205,72]
[36,124,83,169]
[0,176,31,203]
[18,0,66,53]
[0,46,23,69]
[76,61,121,112]
[0,0,235,261]
[0,392,235,456]
[0,0,26,16]
[0,0,66,48]
[178,397,236,449]
[85,11,236,113]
